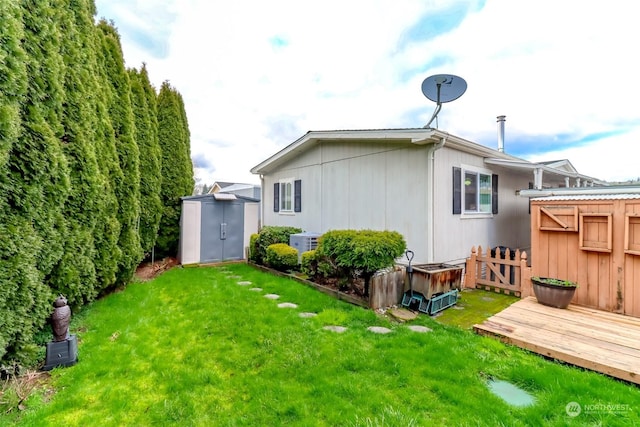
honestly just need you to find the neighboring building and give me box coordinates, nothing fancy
[250,128,604,265]
[208,181,261,200]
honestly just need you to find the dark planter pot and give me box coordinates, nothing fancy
[532,277,577,309]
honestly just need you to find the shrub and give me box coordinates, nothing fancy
[265,243,299,272]
[253,226,302,265]
[301,249,337,280]
[248,233,260,263]
[300,250,317,277]
[316,229,406,296]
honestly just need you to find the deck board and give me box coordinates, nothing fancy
[473,297,640,385]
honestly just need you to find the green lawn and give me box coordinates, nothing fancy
[5,264,640,426]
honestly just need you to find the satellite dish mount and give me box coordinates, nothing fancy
[421,74,467,129]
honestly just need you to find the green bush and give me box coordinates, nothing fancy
[248,233,260,263]
[316,229,406,296]
[301,249,336,279]
[300,250,317,277]
[265,243,299,272]
[253,226,302,265]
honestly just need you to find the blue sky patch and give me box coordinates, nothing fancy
[398,0,486,49]
[269,35,289,49]
[483,129,630,157]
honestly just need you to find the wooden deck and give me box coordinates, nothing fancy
[473,296,640,385]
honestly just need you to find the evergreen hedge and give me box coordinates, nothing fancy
[0,4,194,366]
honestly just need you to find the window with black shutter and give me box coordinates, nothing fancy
[294,180,301,212]
[492,174,499,214]
[273,182,279,212]
[453,167,461,214]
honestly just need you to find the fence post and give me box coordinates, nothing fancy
[520,251,532,298]
[464,246,477,289]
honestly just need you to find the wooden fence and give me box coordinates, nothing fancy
[369,266,406,309]
[464,246,533,297]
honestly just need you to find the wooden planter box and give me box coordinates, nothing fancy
[407,263,463,298]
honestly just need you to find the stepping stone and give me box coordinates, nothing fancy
[452,305,465,310]
[264,294,280,300]
[367,326,393,334]
[249,287,262,292]
[323,326,347,333]
[237,281,252,286]
[407,325,432,333]
[299,312,317,318]
[388,308,418,322]
[278,302,298,308]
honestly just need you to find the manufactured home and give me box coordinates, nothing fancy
[251,128,603,265]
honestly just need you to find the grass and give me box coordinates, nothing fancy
[4,264,640,426]
[435,288,519,330]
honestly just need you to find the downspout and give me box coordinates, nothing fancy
[426,135,447,263]
[259,174,265,230]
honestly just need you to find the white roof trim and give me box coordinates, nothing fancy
[484,158,604,183]
[250,128,523,175]
[213,193,237,200]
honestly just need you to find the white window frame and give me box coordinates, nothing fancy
[279,178,293,213]
[461,165,493,217]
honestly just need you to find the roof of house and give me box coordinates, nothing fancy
[250,128,604,184]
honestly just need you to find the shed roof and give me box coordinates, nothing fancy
[532,194,640,202]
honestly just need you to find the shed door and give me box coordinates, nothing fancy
[200,200,244,262]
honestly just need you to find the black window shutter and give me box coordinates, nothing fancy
[492,174,499,214]
[294,180,302,212]
[453,167,461,214]
[273,182,279,212]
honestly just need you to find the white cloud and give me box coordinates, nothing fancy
[96,0,640,184]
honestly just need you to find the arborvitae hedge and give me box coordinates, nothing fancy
[129,66,162,257]
[156,81,194,257]
[50,0,101,305]
[4,0,76,365]
[0,3,194,365]
[0,1,48,365]
[97,20,142,286]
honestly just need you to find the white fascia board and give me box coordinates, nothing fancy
[250,128,439,175]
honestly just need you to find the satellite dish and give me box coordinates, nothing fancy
[421,74,467,129]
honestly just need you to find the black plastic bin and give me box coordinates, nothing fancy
[490,246,515,284]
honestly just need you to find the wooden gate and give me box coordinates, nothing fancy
[464,246,532,296]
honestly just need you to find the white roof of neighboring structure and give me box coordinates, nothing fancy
[532,194,640,201]
[522,185,640,199]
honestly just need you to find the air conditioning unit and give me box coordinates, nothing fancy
[289,232,321,262]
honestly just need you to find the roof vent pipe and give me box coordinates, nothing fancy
[497,115,506,152]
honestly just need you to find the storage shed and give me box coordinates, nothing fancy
[523,186,640,317]
[179,193,259,264]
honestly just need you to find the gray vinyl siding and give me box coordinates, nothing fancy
[432,146,532,263]
[262,139,533,264]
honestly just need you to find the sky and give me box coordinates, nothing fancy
[94,0,640,185]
